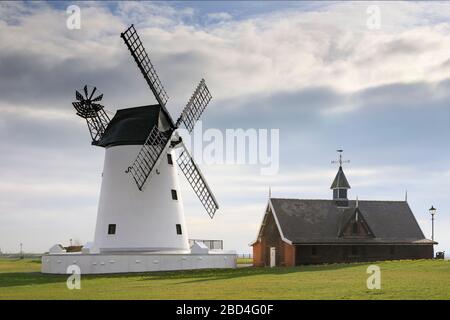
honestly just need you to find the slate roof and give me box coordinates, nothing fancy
[270,198,432,244]
[95,105,162,147]
[330,166,351,189]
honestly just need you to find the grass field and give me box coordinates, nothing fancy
[0,258,449,299]
[236,258,253,265]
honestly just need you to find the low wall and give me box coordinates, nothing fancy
[41,252,237,274]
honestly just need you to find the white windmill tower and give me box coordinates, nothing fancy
[42,25,235,274]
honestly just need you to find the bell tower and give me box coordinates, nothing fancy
[331,150,351,207]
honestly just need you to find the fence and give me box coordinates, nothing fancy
[0,253,42,259]
[189,239,223,250]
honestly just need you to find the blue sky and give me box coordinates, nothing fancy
[48,1,332,22]
[0,1,449,254]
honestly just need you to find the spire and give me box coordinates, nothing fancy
[330,166,351,189]
[269,185,272,198]
[405,189,408,202]
[331,150,351,206]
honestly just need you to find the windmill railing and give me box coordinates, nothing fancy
[189,239,223,250]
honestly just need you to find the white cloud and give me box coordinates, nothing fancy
[3,2,450,108]
[115,1,195,28]
[1,1,450,254]
[206,12,233,24]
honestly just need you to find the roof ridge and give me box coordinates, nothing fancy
[270,198,406,202]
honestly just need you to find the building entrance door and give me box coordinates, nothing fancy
[270,247,276,267]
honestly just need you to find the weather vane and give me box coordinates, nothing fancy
[331,149,350,167]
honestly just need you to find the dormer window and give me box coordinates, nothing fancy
[352,222,358,235]
[340,208,375,239]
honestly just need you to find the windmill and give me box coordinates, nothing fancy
[71,25,219,253]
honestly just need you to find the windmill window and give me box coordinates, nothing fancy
[176,224,182,235]
[351,245,358,256]
[311,246,318,256]
[108,224,116,235]
[171,189,178,200]
[167,154,173,165]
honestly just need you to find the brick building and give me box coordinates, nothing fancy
[251,163,435,266]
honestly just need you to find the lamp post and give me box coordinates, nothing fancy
[429,206,436,242]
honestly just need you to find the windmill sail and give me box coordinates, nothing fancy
[177,142,219,218]
[72,86,110,143]
[121,25,219,217]
[176,79,212,133]
[121,25,169,108]
[127,124,172,190]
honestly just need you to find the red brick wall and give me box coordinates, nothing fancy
[283,243,296,267]
[253,240,295,267]
[252,241,264,267]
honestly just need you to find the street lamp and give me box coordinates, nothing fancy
[429,206,437,242]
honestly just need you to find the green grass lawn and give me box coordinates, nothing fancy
[0,258,449,299]
[237,258,253,264]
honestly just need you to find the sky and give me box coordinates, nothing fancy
[0,1,449,254]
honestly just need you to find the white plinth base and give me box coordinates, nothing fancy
[41,251,237,274]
